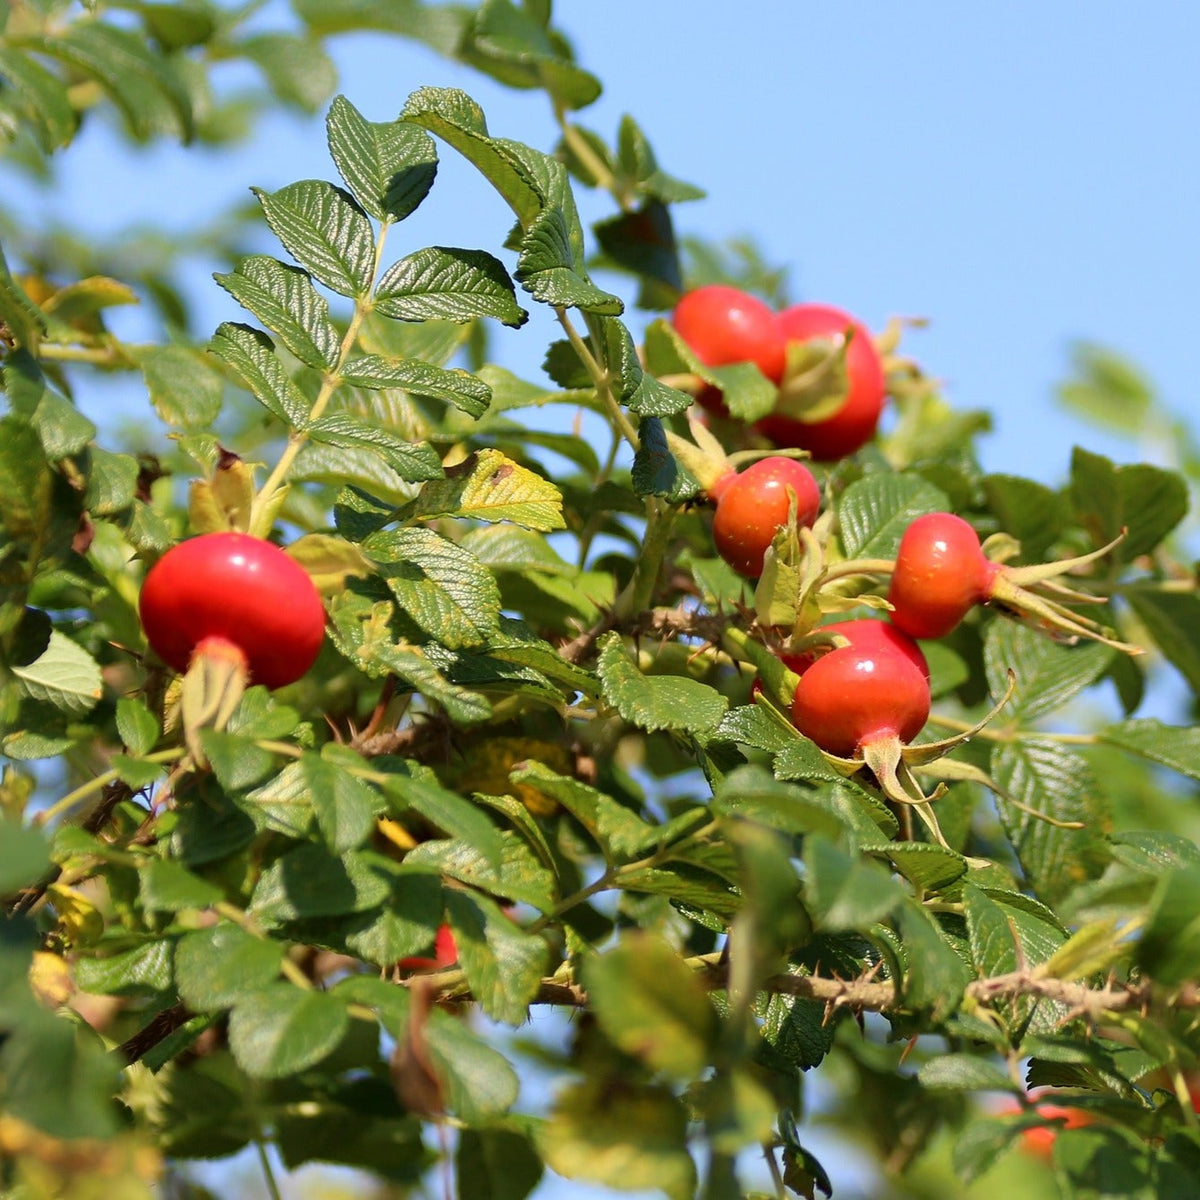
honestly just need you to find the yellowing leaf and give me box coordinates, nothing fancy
[414,449,565,531]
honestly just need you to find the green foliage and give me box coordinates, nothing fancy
[2,4,1200,1200]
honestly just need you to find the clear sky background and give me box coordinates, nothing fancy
[5,3,1200,1198]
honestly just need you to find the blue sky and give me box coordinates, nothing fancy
[6,3,1199,1197]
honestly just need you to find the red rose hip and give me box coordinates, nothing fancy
[756,303,886,461]
[712,456,821,578]
[139,531,326,689]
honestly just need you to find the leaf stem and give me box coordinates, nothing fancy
[555,306,640,453]
[255,1139,284,1200]
[34,748,185,828]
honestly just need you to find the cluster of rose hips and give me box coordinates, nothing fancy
[672,284,886,461]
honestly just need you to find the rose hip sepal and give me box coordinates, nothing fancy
[756,303,886,461]
[887,512,1142,653]
[712,456,821,579]
[139,531,326,759]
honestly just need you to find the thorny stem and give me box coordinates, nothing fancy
[247,221,393,537]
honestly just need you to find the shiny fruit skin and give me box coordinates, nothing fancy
[672,285,787,414]
[139,532,326,690]
[712,457,821,579]
[784,618,930,679]
[756,303,885,460]
[887,512,999,639]
[790,641,930,758]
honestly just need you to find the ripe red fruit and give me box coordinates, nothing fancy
[782,618,930,679]
[1011,1102,1094,1161]
[790,639,930,758]
[398,923,458,972]
[711,456,821,579]
[756,303,886,461]
[887,512,999,639]
[672,285,787,414]
[139,532,326,689]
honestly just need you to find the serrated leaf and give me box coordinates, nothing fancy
[603,318,691,417]
[254,180,376,298]
[413,448,564,530]
[239,32,336,113]
[516,207,622,314]
[214,255,340,368]
[339,354,491,416]
[139,343,225,429]
[400,85,546,231]
[175,923,285,1010]
[250,844,393,922]
[1100,718,1200,782]
[444,891,548,1025]
[597,631,727,735]
[299,752,379,852]
[0,46,76,150]
[869,842,968,892]
[1125,588,1200,695]
[424,1007,520,1123]
[19,22,192,142]
[584,933,716,1080]
[918,1053,1019,1093]
[709,764,847,839]
[306,412,444,481]
[139,858,223,913]
[838,473,951,559]
[363,527,501,648]
[114,695,159,756]
[404,831,556,912]
[73,938,173,995]
[990,739,1109,906]
[11,630,102,716]
[209,322,313,426]
[229,984,349,1078]
[375,246,527,327]
[631,416,699,501]
[803,834,902,931]
[893,901,970,1018]
[1071,446,1189,560]
[984,620,1113,722]
[326,94,439,222]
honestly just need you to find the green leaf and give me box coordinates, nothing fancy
[0,246,46,349]
[0,46,76,150]
[199,729,277,792]
[803,834,902,931]
[604,318,692,417]
[869,841,968,892]
[512,760,651,860]
[0,817,51,895]
[893,900,970,1018]
[631,416,699,501]
[253,180,376,298]
[73,938,174,995]
[593,203,683,309]
[229,984,349,1078]
[374,246,527,327]
[305,414,445,485]
[456,1127,543,1200]
[404,831,556,912]
[917,1053,1020,1093]
[175,923,286,1011]
[214,255,340,369]
[250,844,393,922]
[326,94,439,223]
[616,114,705,204]
[1109,830,1200,874]
[515,207,623,314]
[400,86,546,231]
[838,473,951,558]
[1100,718,1200,782]
[1135,864,1200,987]
[414,448,565,530]
[11,630,102,716]
[19,22,192,142]
[339,353,492,417]
[981,474,1066,562]
[584,933,717,1080]
[338,869,444,966]
[1125,588,1200,695]
[597,631,728,736]
[114,695,159,755]
[139,343,225,429]
[209,322,313,426]
[298,752,379,852]
[424,1007,520,1123]
[83,446,137,515]
[990,738,1109,905]
[139,858,223,913]
[1070,446,1189,560]
[540,1080,697,1200]
[463,0,602,110]
[983,619,1113,722]
[363,527,501,648]
[238,33,336,113]
[1057,342,1153,432]
[445,891,548,1025]
[709,765,847,839]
